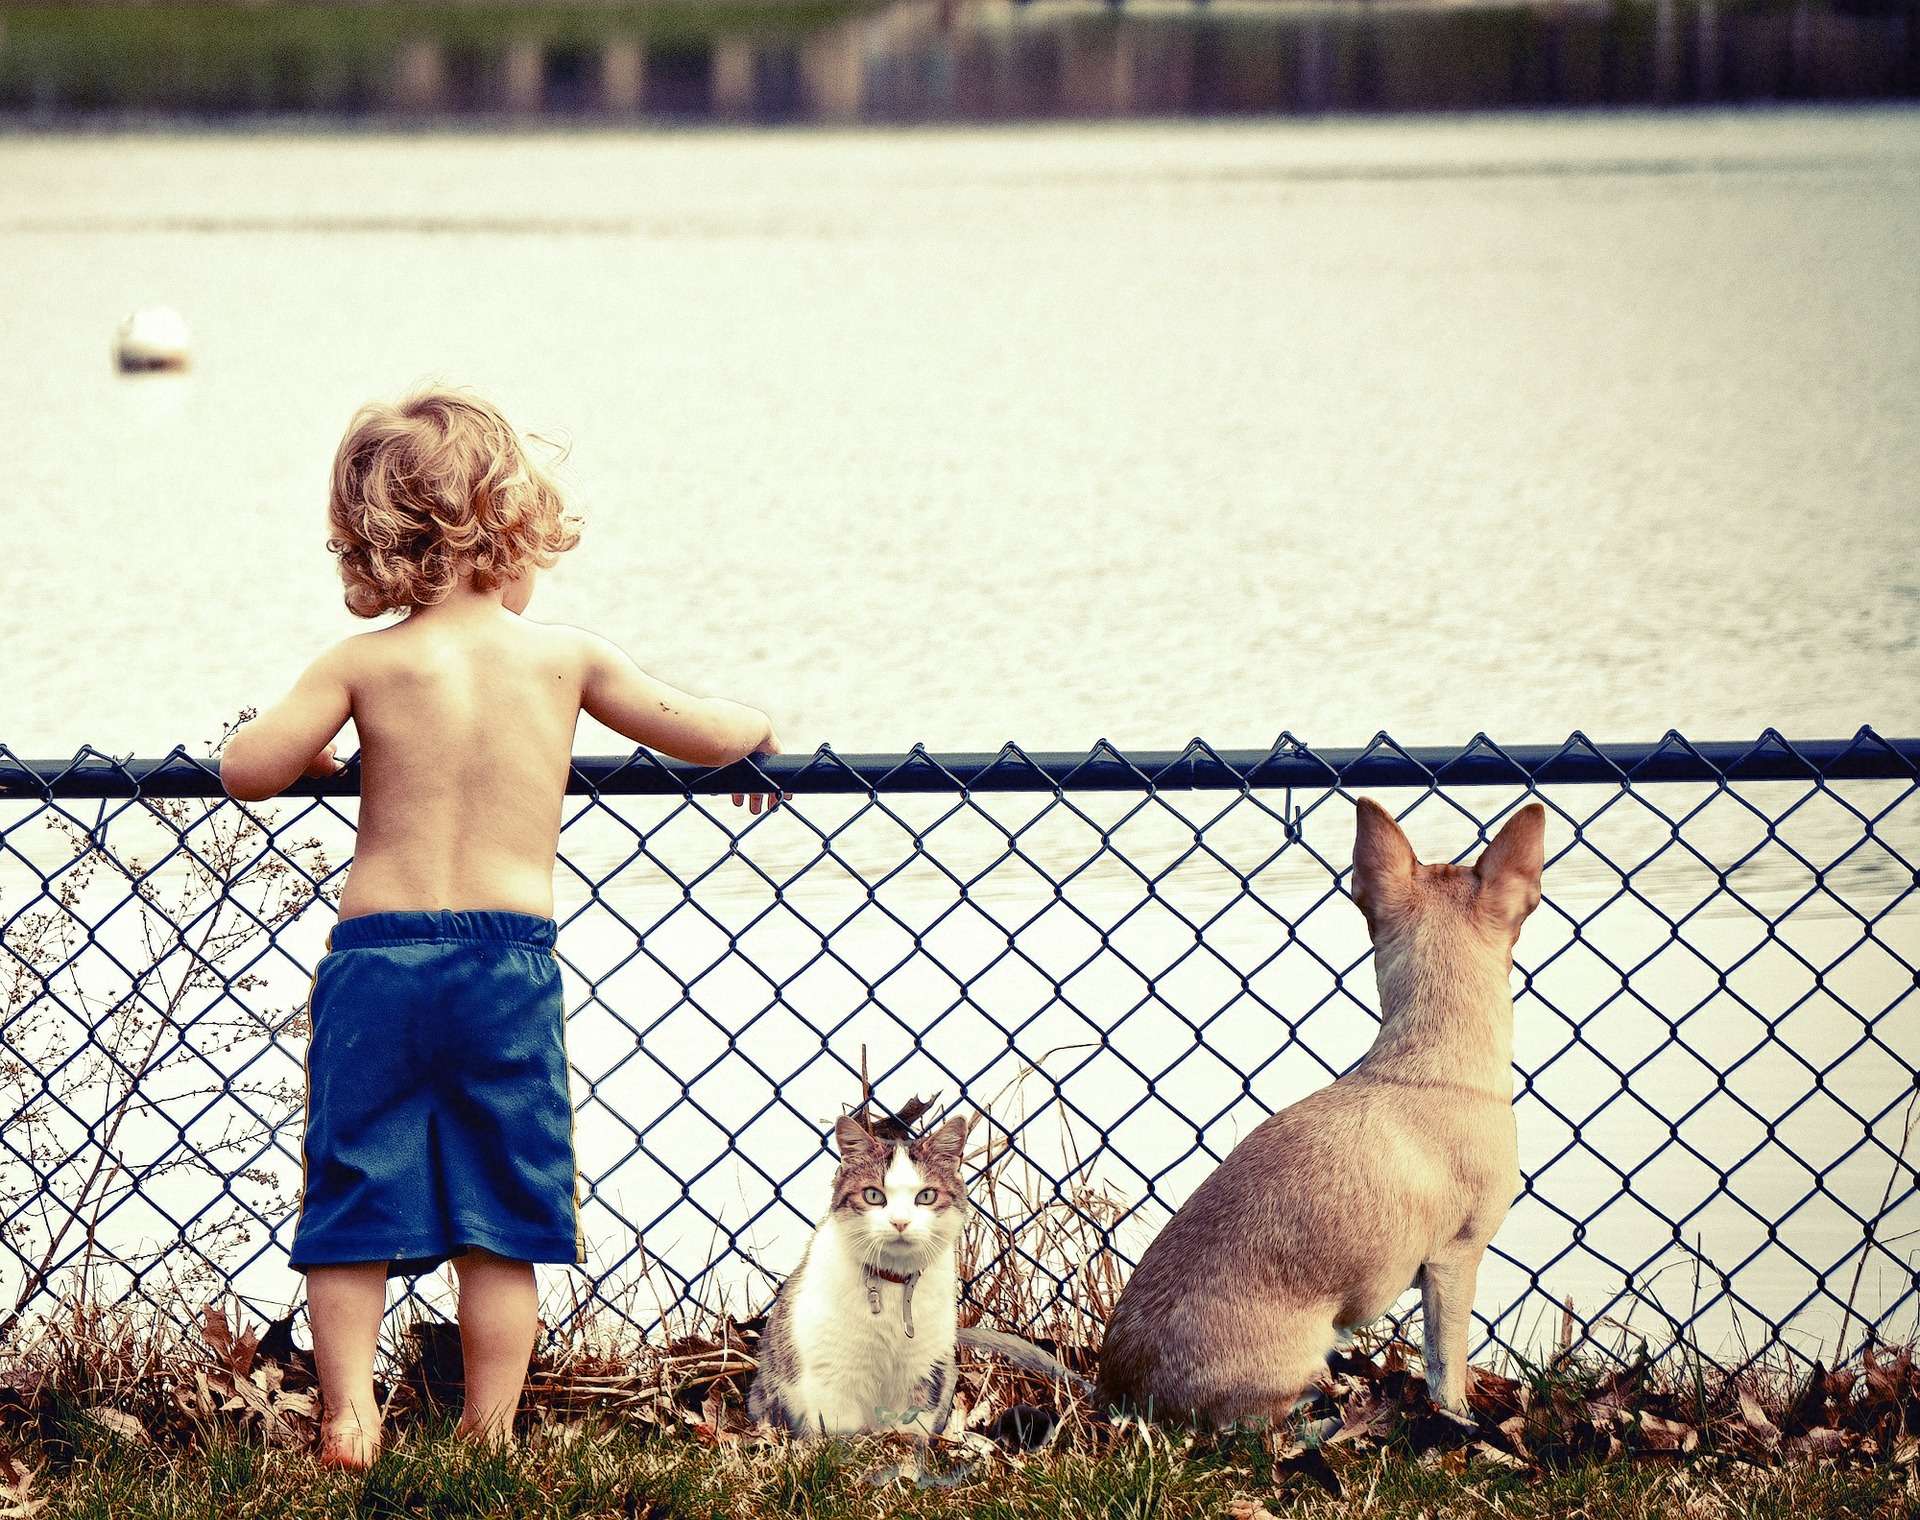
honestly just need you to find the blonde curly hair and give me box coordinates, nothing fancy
[326,388,583,618]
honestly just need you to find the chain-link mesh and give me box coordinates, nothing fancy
[2,730,1915,1370]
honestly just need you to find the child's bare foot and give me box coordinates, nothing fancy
[453,1414,514,1450]
[318,1415,382,1470]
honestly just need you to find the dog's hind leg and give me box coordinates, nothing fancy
[1194,1317,1338,1431]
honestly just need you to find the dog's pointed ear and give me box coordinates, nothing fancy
[1474,803,1546,934]
[833,1115,873,1159]
[1352,797,1416,927]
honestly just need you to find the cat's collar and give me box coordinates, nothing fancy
[862,1263,922,1337]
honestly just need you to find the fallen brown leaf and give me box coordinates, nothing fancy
[1735,1390,1780,1450]
[1782,1427,1851,1461]
[1466,1367,1522,1421]
[1471,1440,1528,1470]
[1638,1413,1700,1454]
[0,1452,44,1520]
[81,1408,149,1445]
[200,1305,260,1377]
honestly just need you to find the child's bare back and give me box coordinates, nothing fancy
[328,609,579,919]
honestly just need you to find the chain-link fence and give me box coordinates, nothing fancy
[2,730,1916,1370]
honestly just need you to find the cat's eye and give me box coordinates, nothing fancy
[915,1187,938,1206]
[861,1186,885,1206]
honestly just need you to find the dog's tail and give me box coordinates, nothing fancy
[956,1326,1092,1397]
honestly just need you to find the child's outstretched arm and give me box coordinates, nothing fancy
[576,630,774,769]
[220,644,352,802]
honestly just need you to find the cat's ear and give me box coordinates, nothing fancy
[913,1114,972,1167]
[833,1115,873,1159]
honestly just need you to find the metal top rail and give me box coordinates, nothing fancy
[4,728,1917,799]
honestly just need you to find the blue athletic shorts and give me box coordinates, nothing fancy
[287,909,586,1278]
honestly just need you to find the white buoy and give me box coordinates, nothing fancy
[115,306,192,372]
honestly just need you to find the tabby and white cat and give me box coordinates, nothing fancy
[749,1114,969,1434]
[748,1112,1083,1436]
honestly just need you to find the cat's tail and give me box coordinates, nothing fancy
[956,1326,1092,1397]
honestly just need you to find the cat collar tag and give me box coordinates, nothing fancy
[863,1266,922,1337]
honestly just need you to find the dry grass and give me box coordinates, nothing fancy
[1,1338,1914,1520]
[4,1269,1919,1520]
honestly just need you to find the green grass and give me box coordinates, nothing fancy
[9,1410,1915,1520]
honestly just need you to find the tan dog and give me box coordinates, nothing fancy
[1096,797,1546,1426]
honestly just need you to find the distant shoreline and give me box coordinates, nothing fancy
[3,0,1915,124]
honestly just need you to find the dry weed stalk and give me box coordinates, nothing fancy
[953,1059,1126,1372]
[1,717,335,1341]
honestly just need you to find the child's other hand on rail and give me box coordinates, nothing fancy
[732,725,791,816]
[303,744,347,780]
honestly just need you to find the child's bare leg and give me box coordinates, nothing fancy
[451,1246,538,1444]
[306,1262,388,1468]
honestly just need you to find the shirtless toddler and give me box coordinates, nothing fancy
[221,389,782,1468]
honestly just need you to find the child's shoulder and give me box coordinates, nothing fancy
[529,618,624,670]
[310,626,396,677]
[294,624,430,693]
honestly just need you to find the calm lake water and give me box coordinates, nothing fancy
[4,108,1917,757]
[2,108,1917,1360]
